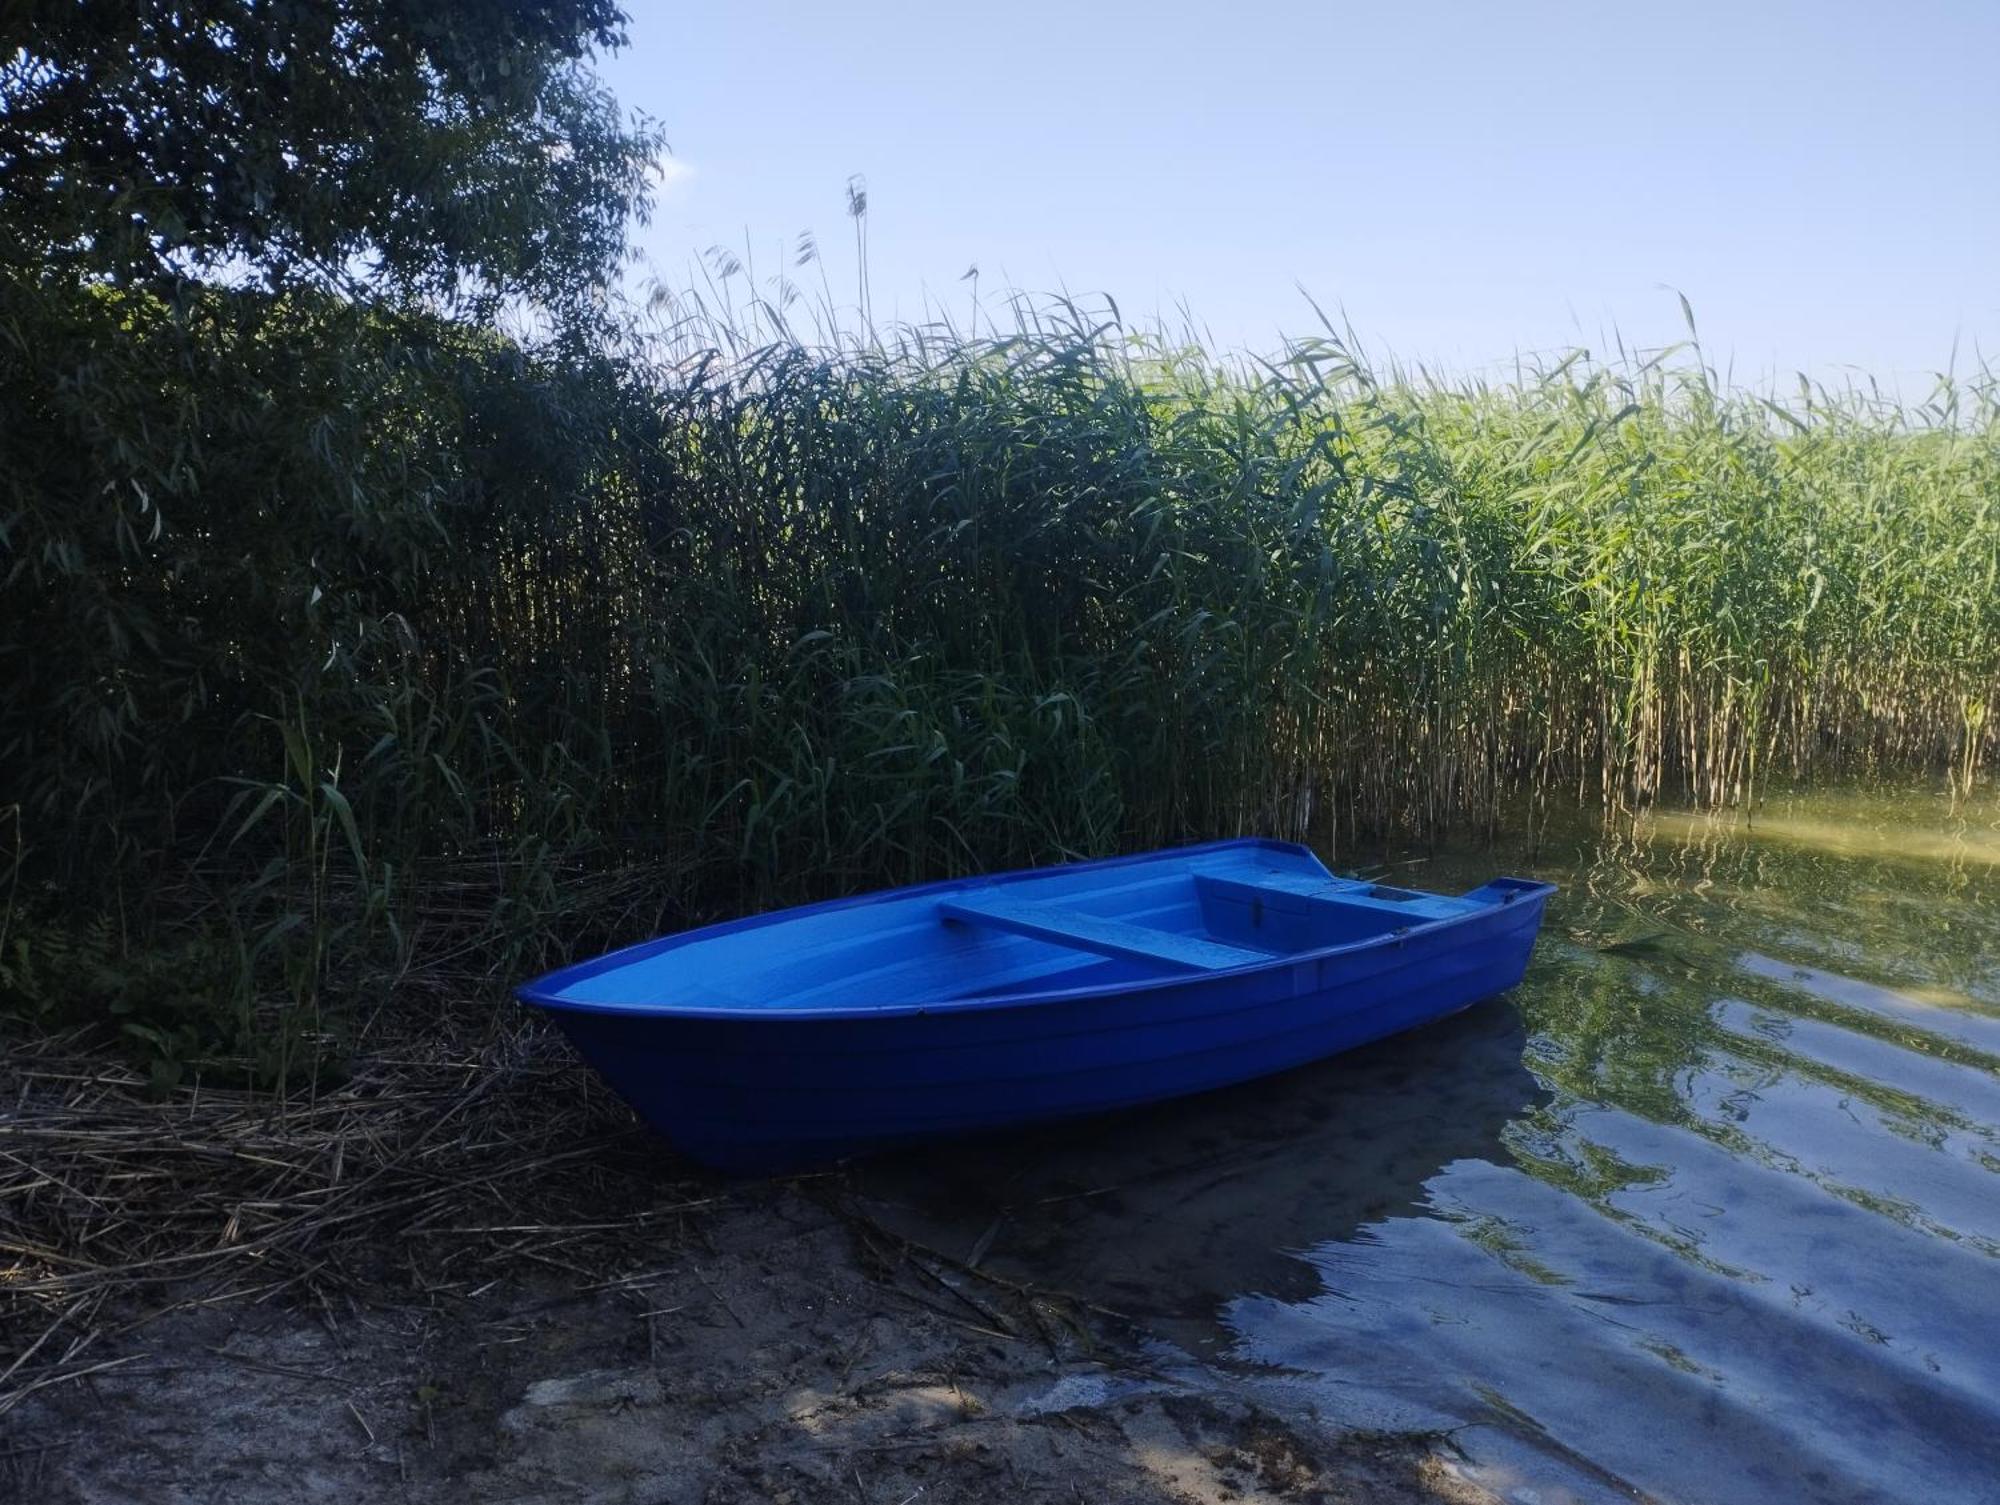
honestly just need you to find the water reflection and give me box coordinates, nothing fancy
[856,999,1545,1354]
[865,788,2000,1503]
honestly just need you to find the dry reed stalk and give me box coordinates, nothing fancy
[0,1008,714,1417]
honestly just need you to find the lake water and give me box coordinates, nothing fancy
[856,788,2000,1503]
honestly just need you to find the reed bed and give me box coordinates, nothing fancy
[2,278,1996,1069]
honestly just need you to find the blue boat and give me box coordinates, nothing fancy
[519,839,1554,1173]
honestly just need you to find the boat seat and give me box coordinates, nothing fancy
[1195,871,1368,909]
[938,893,1268,973]
[1195,871,1477,920]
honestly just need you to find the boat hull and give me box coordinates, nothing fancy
[537,872,1550,1173]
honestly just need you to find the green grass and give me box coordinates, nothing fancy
[2,276,1995,1070]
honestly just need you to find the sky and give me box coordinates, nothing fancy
[598,0,2000,388]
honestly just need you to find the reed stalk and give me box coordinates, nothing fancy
[2,276,1994,1063]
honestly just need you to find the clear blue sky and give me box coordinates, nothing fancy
[599,0,1999,387]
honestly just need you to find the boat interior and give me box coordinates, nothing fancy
[546,844,1543,1011]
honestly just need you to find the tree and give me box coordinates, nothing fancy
[0,0,662,328]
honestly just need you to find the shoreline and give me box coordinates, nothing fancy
[2,1027,1489,1504]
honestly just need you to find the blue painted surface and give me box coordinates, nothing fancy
[518,839,1555,1172]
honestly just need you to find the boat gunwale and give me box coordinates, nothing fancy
[516,837,1556,1023]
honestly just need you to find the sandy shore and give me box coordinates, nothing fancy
[12,1177,1493,1504]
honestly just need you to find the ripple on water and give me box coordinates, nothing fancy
[858,788,2000,1504]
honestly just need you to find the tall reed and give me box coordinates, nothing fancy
[2,275,1994,1063]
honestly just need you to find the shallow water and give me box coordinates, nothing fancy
[856,787,2000,1503]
